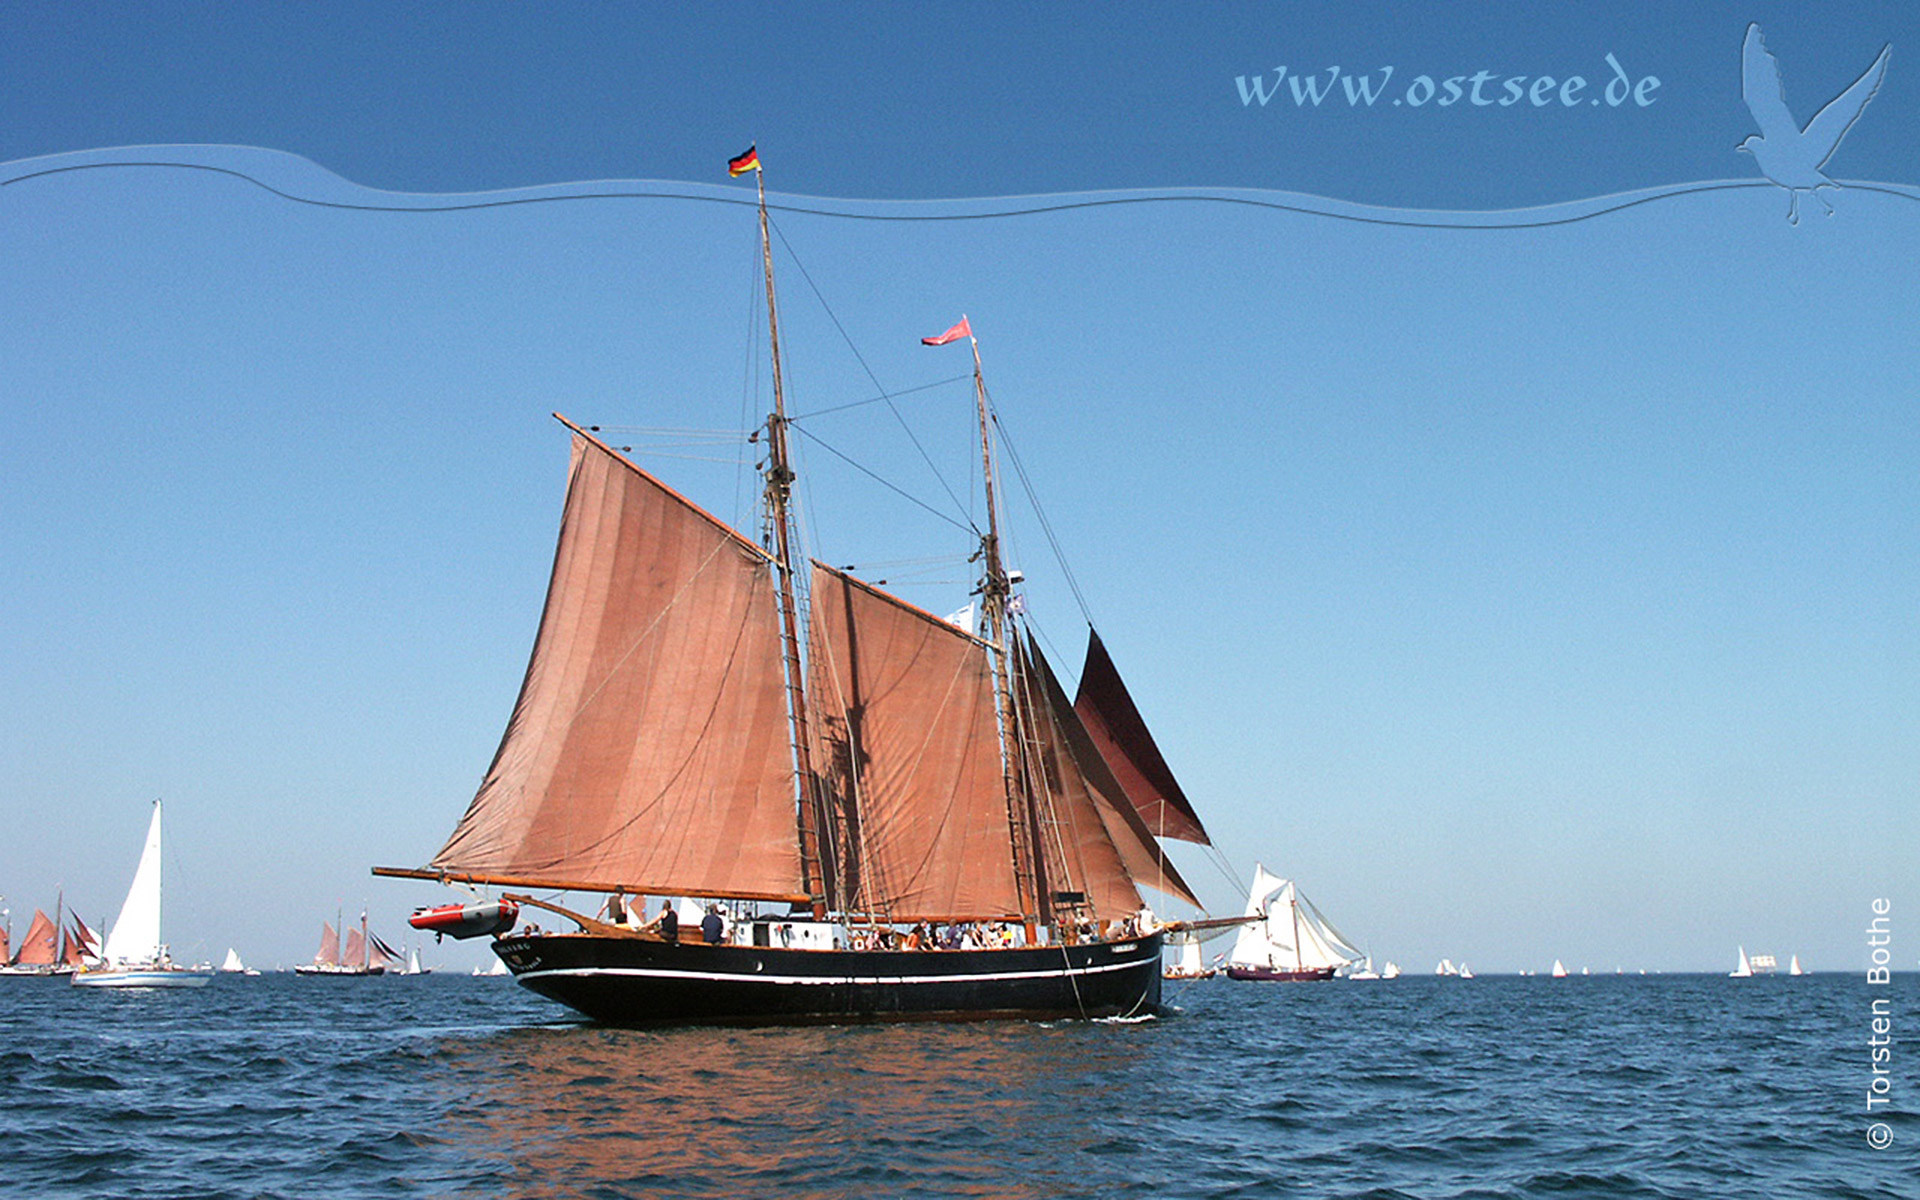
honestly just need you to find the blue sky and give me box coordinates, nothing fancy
[1,4,1913,973]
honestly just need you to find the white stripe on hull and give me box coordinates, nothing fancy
[72,970,214,988]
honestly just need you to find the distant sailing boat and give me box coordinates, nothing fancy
[1551,959,1568,978]
[374,147,1214,1025]
[1,906,64,976]
[72,801,213,988]
[296,911,396,976]
[1163,931,1219,980]
[219,948,260,976]
[1730,946,1753,978]
[1789,954,1804,976]
[1224,866,1361,982]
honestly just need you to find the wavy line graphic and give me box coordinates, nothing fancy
[4,145,1917,229]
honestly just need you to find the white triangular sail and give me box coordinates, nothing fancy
[1789,954,1803,976]
[102,802,165,967]
[1228,864,1290,968]
[220,948,246,973]
[1551,959,1568,978]
[1730,945,1752,977]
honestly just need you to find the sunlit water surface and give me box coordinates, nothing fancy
[6,971,1914,1198]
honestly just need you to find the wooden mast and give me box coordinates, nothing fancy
[1290,887,1303,973]
[752,157,832,920]
[968,329,1045,938]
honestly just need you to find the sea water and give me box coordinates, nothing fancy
[5,972,1913,1198]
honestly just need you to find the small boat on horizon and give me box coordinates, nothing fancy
[219,948,261,976]
[71,801,213,988]
[1163,931,1219,980]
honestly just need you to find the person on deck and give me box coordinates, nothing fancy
[658,902,679,944]
[701,906,724,945]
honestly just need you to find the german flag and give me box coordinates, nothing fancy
[728,145,761,176]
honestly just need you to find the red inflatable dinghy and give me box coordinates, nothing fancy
[408,899,519,941]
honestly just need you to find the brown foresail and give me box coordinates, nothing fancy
[1012,639,1145,921]
[430,426,804,899]
[1072,630,1211,845]
[807,563,1023,921]
[315,921,340,967]
[1026,636,1201,910]
[13,909,58,965]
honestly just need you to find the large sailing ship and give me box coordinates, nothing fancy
[376,149,1216,1024]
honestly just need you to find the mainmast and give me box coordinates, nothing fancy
[744,150,831,919]
[966,328,1046,935]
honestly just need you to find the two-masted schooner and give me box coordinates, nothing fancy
[376,148,1215,1024]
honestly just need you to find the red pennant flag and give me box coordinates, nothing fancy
[921,316,971,346]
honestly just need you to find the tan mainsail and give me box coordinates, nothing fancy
[430,427,805,900]
[315,921,341,967]
[13,909,58,966]
[807,563,1022,921]
[1023,637,1201,912]
[1074,630,1211,845]
[342,927,366,969]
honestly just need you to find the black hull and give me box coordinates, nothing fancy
[492,931,1165,1026]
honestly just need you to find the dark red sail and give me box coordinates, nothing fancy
[1072,630,1210,845]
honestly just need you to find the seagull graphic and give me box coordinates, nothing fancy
[1738,23,1891,224]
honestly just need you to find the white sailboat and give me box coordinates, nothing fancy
[1551,959,1568,978]
[1163,933,1217,980]
[72,801,213,988]
[1730,945,1753,978]
[218,948,259,976]
[1789,954,1804,976]
[1224,865,1362,982]
[1380,961,1401,979]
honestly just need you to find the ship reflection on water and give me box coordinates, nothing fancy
[429,1019,1160,1199]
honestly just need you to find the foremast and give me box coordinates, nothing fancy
[748,155,833,920]
[965,329,1047,937]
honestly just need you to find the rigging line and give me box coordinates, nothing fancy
[985,397,1094,626]
[3,160,1831,231]
[615,452,755,466]
[765,218,975,526]
[792,373,974,420]
[788,425,979,537]
[1205,844,1244,900]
